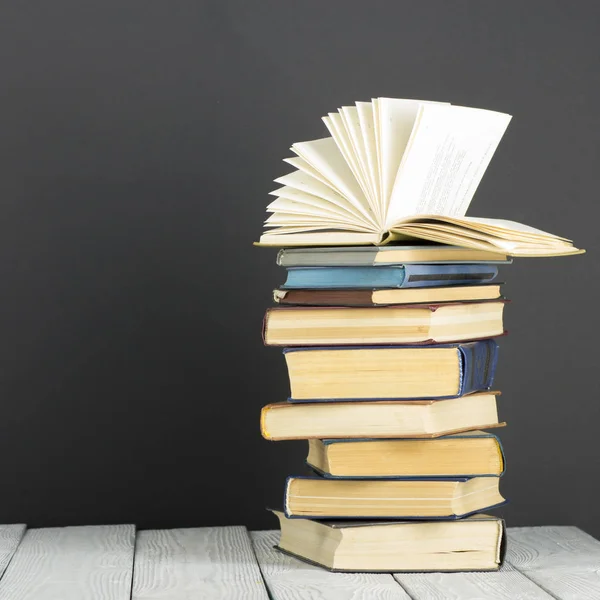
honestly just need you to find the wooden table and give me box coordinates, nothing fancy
[0,524,595,598]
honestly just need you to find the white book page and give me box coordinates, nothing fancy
[259,230,382,246]
[268,190,369,227]
[323,113,374,210]
[339,106,379,219]
[453,216,568,240]
[268,191,348,216]
[372,98,383,204]
[385,105,512,229]
[377,98,425,212]
[274,170,367,221]
[266,213,355,226]
[356,101,382,216]
[265,213,370,231]
[291,138,376,225]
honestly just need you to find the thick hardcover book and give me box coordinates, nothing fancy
[283,475,506,519]
[307,431,506,479]
[274,284,504,306]
[277,245,512,267]
[261,392,504,441]
[283,340,498,402]
[282,264,499,290]
[263,301,507,346]
[272,509,507,572]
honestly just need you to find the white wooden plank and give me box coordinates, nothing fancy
[394,563,555,599]
[250,530,411,600]
[507,526,600,600]
[508,526,600,570]
[132,525,269,600]
[0,524,135,600]
[0,525,26,580]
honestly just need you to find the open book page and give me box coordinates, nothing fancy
[386,226,582,255]
[340,106,381,222]
[392,215,571,242]
[356,102,382,218]
[267,194,366,225]
[377,98,425,214]
[385,105,512,229]
[291,138,376,226]
[283,156,339,190]
[273,170,374,227]
[453,216,570,241]
[387,215,582,256]
[323,113,376,215]
[265,213,371,231]
[258,229,382,246]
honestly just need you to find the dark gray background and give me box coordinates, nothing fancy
[0,0,597,534]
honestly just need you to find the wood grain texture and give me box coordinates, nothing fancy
[132,525,269,600]
[0,525,26,579]
[507,526,600,600]
[250,530,411,600]
[395,563,555,600]
[0,524,134,600]
[508,526,600,571]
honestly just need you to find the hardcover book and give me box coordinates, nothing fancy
[260,391,503,441]
[272,510,506,572]
[283,475,505,519]
[263,301,506,346]
[281,264,498,290]
[277,245,512,267]
[283,340,498,401]
[306,431,505,478]
[274,284,503,306]
[258,98,581,256]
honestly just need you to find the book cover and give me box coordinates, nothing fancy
[282,264,499,290]
[271,510,507,572]
[283,339,499,402]
[308,431,506,479]
[282,475,507,520]
[262,301,508,347]
[276,245,513,267]
[273,284,504,306]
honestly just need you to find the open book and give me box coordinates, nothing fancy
[259,98,582,257]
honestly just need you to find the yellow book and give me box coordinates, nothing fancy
[260,392,504,441]
[272,510,506,572]
[306,431,505,478]
[283,476,505,519]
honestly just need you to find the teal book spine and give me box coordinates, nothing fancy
[281,264,499,289]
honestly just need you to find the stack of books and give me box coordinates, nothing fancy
[257,98,582,572]
[261,245,509,572]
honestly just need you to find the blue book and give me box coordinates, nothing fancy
[284,340,499,402]
[282,264,499,289]
[306,431,506,479]
[283,475,506,520]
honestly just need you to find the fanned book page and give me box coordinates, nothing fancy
[260,97,583,257]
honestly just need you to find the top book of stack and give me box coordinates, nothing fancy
[258,98,583,257]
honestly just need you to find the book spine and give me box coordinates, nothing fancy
[282,266,405,289]
[401,264,499,288]
[283,477,292,518]
[458,340,499,395]
[260,405,273,440]
[276,249,285,266]
[261,309,270,345]
[496,434,507,477]
[498,518,507,567]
